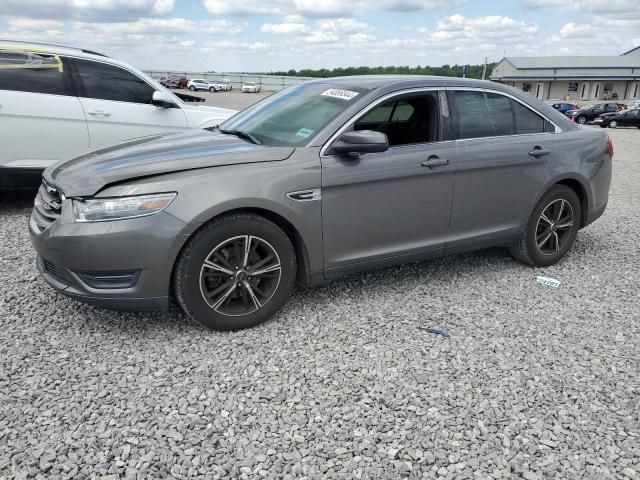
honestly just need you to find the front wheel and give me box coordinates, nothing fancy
[509,185,581,267]
[577,115,587,124]
[189,85,196,91]
[609,120,618,128]
[209,87,216,92]
[174,213,296,330]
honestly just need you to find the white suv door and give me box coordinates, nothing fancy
[68,57,188,150]
[0,50,89,179]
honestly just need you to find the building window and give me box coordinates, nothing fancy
[568,82,578,92]
[522,83,532,93]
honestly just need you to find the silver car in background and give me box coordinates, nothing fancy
[30,76,612,330]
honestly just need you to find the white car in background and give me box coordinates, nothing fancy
[187,78,218,92]
[0,40,236,187]
[218,79,233,91]
[241,81,261,93]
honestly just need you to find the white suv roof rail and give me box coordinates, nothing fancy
[0,39,109,58]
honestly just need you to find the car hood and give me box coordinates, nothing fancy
[45,129,295,197]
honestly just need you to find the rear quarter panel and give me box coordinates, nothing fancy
[545,126,611,225]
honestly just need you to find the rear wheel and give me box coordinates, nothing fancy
[189,85,196,91]
[174,213,296,330]
[209,87,215,92]
[509,185,581,267]
[610,120,618,128]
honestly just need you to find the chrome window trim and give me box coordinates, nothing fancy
[446,86,563,135]
[320,87,442,157]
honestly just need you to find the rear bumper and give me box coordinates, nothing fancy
[584,200,607,227]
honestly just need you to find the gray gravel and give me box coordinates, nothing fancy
[1,127,639,479]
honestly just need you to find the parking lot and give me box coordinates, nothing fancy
[1,117,639,479]
[177,89,272,110]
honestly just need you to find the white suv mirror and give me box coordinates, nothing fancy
[152,91,178,109]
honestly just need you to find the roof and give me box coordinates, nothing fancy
[502,55,639,70]
[306,75,497,89]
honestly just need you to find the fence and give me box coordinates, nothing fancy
[144,71,314,92]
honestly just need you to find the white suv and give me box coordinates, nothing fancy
[0,41,236,187]
[187,79,216,92]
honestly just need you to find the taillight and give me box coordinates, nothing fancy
[607,138,614,159]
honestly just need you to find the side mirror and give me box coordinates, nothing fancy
[332,130,389,155]
[152,91,178,108]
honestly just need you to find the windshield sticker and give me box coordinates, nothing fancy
[296,128,314,138]
[321,89,359,101]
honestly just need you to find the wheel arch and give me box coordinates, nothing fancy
[554,178,589,228]
[172,206,313,289]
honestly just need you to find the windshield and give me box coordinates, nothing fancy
[220,83,370,146]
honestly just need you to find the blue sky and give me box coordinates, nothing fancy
[1,0,639,72]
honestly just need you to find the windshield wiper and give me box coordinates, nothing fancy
[216,127,262,145]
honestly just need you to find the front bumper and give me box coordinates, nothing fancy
[30,206,189,312]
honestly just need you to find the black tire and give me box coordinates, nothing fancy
[577,115,587,124]
[189,85,196,91]
[599,124,607,128]
[509,185,582,267]
[174,213,296,330]
[209,87,215,92]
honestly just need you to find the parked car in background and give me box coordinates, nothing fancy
[30,76,612,330]
[187,79,217,92]
[594,109,640,128]
[627,100,640,110]
[0,40,236,188]
[161,75,188,89]
[241,81,261,93]
[550,102,575,115]
[218,79,233,91]
[569,103,619,124]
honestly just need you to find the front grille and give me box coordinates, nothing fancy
[33,180,63,231]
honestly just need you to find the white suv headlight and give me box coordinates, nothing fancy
[72,193,177,223]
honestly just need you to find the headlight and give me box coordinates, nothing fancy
[73,193,177,223]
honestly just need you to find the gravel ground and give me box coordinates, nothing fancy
[1,128,639,480]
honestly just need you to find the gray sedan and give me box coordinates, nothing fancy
[30,76,612,330]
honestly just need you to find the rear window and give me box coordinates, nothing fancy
[0,49,71,96]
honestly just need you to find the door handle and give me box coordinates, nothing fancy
[87,110,111,117]
[421,155,450,169]
[529,147,551,157]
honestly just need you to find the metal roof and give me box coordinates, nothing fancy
[503,55,639,70]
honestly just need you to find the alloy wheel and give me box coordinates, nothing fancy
[578,116,586,124]
[535,199,574,255]
[199,235,281,316]
[610,120,618,128]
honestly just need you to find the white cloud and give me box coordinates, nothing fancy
[424,15,538,43]
[261,22,310,34]
[0,0,175,21]
[523,0,640,15]
[203,0,460,16]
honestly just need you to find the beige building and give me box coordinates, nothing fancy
[490,46,640,104]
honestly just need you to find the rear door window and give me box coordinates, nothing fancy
[453,91,514,138]
[71,58,155,104]
[453,90,553,138]
[0,49,72,96]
